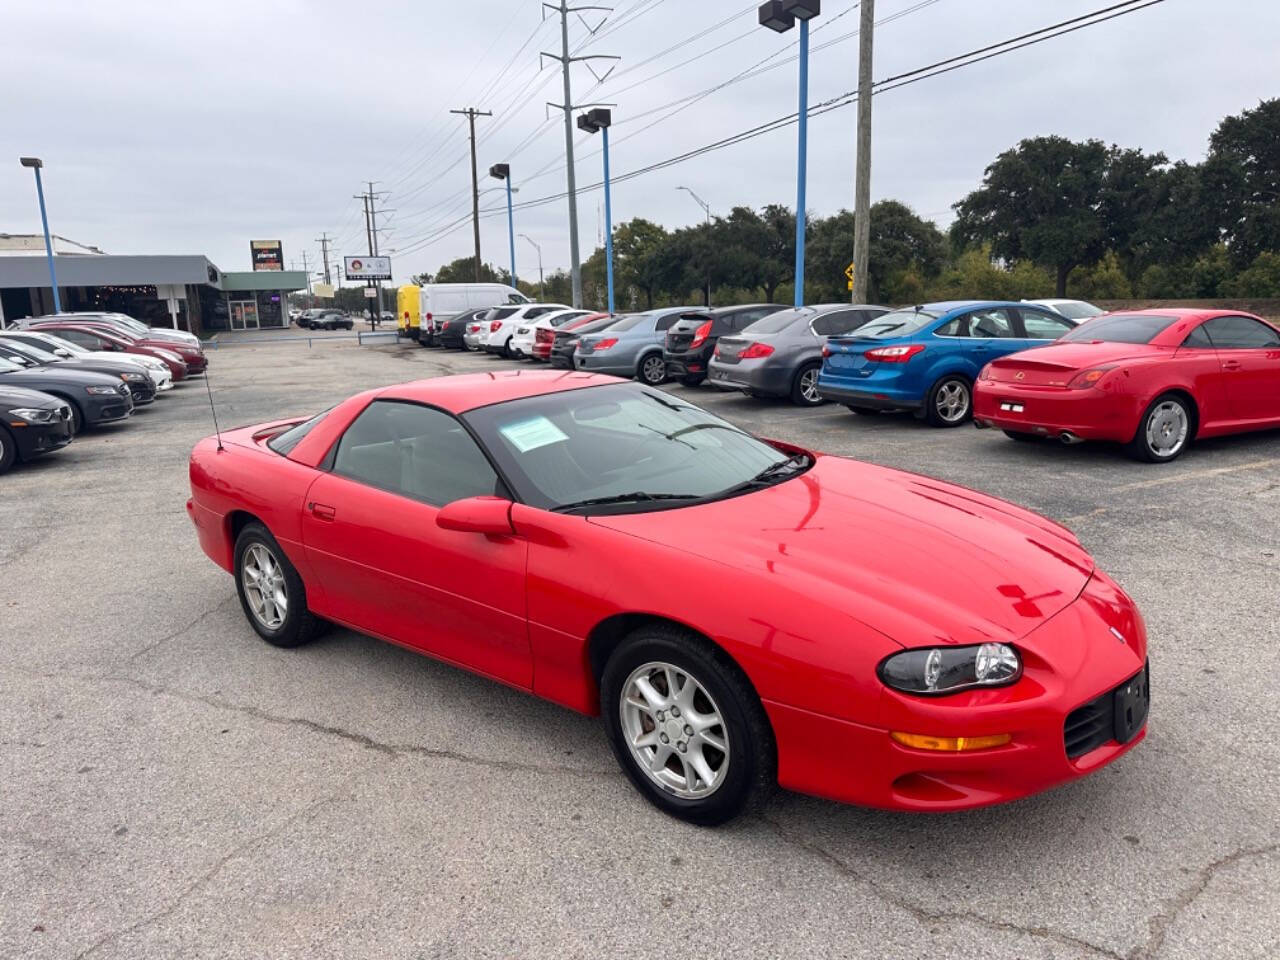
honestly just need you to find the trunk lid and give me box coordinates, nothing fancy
[985,342,1168,385]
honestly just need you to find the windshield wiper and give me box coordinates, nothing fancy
[713,453,811,499]
[551,491,703,514]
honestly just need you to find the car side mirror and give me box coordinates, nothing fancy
[436,496,515,536]
[54,348,71,357]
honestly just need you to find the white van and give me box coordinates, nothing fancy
[420,283,528,342]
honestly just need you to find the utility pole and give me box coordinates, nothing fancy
[450,107,492,282]
[542,2,618,309]
[355,183,389,327]
[852,0,875,304]
[300,250,313,308]
[315,232,332,287]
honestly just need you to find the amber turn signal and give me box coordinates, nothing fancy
[890,731,1012,752]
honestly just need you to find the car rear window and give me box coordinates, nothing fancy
[741,309,808,334]
[604,313,646,333]
[267,409,331,456]
[1061,314,1178,344]
[847,309,939,340]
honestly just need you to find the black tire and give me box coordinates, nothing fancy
[845,405,880,415]
[600,623,775,826]
[637,353,667,386]
[233,522,326,648]
[790,361,823,407]
[0,425,16,475]
[925,375,973,428]
[501,337,514,359]
[1127,392,1194,463]
[680,374,706,387]
[1003,430,1039,442]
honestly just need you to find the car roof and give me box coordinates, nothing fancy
[375,369,621,414]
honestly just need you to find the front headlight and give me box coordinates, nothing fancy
[86,385,119,395]
[9,407,56,423]
[121,372,147,382]
[879,643,1021,695]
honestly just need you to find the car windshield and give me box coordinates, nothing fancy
[0,356,24,373]
[1,340,57,363]
[742,309,808,334]
[1050,301,1104,320]
[463,382,807,514]
[1061,313,1178,344]
[35,334,88,355]
[846,309,939,339]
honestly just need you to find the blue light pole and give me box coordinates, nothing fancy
[758,1,820,308]
[488,164,517,289]
[577,108,615,314]
[20,157,62,313]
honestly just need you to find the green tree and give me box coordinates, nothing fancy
[1071,251,1133,299]
[1221,251,1280,297]
[1205,98,1280,266]
[952,136,1109,296]
[430,256,511,285]
[612,218,671,309]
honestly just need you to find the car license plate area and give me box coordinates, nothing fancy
[1113,664,1150,744]
[999,401,1025,413]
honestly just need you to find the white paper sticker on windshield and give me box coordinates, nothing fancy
[499,415,570,453]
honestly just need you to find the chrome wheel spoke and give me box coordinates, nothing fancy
[696,727,726,753]
[634,675,667,711]
[648,743,673,773]
[687,745,716,789]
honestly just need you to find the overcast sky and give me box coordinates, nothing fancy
[3,0,1277,286]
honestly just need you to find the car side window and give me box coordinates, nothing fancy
[1181,324,1214,348]
[1202,315,1280,349]
[333,401,501,507]
[1019,308,1074,340]
[966,309,1017,339]
[812,310,861,336]
[54,329,97,349]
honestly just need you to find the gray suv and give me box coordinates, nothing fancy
[574,306,700,385]
[708,303,889,406]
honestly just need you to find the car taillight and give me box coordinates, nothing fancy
[468,324,478,333]
[490,320,502,332]
[979,364,993,380]
[738,342,775,360]
[536,328,554,343]
[1067,366,1116,389]
[425,313,433,322]
[594,338,618,351]
[864,344,925,363]
[822,344,832,358]
[689,320,713,349]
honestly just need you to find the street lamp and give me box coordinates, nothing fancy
[19,157,62,314]
[577,108,615,315]
[758,0,820,307]
[519,234,545,300]
[488,163,517,290]
[676,186,713,307]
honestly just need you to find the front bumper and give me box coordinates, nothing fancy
[10,416,74,460]
[765,571,1150,811]
[707,358,792,395]
[125,379,157,405]
[973,382,1141,442]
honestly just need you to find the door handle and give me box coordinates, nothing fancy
[1222,360,1242,370]
[307,502,336,521]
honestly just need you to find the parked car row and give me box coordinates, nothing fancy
[0,311,206,475]
[295,309,355,330]
[412,296,1280,463]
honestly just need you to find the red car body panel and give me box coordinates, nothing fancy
[533,312,610,360]
[30,321,190,380]
[32,319,206,373]
[188,371,1149,811]
[974,308,1280,442]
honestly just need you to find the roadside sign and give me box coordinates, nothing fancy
[363,287,378,298]
[251,240,284,271]
[844,262,854,281]
[847,280,854,291]
[345,255,393,281]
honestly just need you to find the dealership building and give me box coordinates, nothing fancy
[0,234,308,334]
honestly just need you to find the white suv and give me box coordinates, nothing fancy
[482,303,571,358]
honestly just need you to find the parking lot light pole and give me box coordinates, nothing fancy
[489,164,517,289]
[520,234,545,300]
[19,157,61,313]
[676,186,712,307]
[758,0,820,308]
[577,108,614,314]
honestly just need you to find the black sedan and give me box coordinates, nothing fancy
[0,385,74,474]
[549,314,620,369]
[0,354,133,433]
[0,337,157,406]
[663,304,787,386]
[707,303,889,406]
[435,308,490,349]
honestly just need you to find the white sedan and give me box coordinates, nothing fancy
[0,329,174,390]
[508,309,592,360]
[483,303,571,358]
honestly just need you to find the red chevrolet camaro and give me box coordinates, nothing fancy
[188,370,1149,824]
[975,308,1280,461]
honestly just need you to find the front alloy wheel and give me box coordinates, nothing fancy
[620,662,730,799]
[639,354,666,385]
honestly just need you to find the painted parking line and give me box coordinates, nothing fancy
[1113,457,1280,492]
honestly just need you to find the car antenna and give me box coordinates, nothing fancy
[203,368,224,451]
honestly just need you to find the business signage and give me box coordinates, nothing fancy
[345,255,392,281]
[250,240,284,272]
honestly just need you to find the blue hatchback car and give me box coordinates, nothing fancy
[815,300,1078,426]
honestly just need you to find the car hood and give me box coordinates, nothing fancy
[0,366,121,388]
[589,454,1094,649]
[0,384,62,408]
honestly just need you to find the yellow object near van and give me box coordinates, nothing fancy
[396,284,421,340]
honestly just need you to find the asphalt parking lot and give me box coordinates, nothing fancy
[3,335,1278,960]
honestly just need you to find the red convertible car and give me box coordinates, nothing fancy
[975,308,1280,461]
[188,370,1149,824]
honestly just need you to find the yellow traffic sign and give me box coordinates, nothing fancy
[844,263,855,280]
[847,280,854,291]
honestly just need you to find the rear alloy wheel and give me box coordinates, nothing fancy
[926,376,972,427]
[601,625,775,825]
[1129,393,1192,463]
[233,522,326,647]
[790,362,823,406]
[0,427,16,475]
[639,353,667,385]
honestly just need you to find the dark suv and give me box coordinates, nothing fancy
[663,304,787,386]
